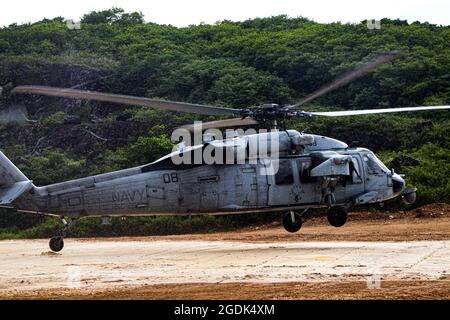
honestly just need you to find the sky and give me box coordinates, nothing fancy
[0,0,449,27]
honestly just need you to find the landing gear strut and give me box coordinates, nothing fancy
[282,210,306,233]
[49,217,77,252]
[327,206,348,227]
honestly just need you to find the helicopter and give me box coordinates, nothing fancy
[1,51,449,252]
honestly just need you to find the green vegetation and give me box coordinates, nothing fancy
[0,211,279,240]
[379,143,450,205]
[41,111,67,125]
[101,124,174,171]
[0,9,448,238]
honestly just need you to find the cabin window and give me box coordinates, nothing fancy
[275,160,294,185]
[296,159,315,183]
[350,157,363,184]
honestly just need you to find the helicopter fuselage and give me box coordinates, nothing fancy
[9,131,410,219]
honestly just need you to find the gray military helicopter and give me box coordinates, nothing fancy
[1,52,449,252]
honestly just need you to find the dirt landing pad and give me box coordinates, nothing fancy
[0,238,449,299]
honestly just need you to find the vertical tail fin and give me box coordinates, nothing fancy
[0,151,32,205]
[0,151,28,185]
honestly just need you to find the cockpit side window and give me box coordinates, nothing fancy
[363,153,388,174]
[275,160,294,185]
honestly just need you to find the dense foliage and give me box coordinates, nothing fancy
[0,9,448,237]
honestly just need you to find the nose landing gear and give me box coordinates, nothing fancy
[327,206,348,227]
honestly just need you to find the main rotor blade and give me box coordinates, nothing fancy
[180,117,259,132]
[294,51,401,107]
[304,105,450,117]
[12,85,240,116]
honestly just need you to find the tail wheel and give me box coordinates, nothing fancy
[327,206,348,227]
[49,236,64,252]
[48,217,77,252]
[282,211,303,233]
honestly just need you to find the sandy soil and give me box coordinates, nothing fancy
[1,204,449,300]
[20,281,448,300]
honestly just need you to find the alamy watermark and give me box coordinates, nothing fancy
[366,255,382,289]
[66,266,82,288]
[366,267,382,289]
[170,122,281,175]
[66,19,81,30]
[367,19,381,30]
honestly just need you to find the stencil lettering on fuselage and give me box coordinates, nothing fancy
[112,189,145,202]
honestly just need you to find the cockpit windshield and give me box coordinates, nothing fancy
[363,152,390,174]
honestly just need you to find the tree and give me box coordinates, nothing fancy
[82,7,144,27]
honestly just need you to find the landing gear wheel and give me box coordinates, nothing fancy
[49,236,64,252]
[48,217,77,252]
[327,206,348,227]
[282,211,303,233]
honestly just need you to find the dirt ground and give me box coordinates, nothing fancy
[21,281,448,300]
[96,203,450,243]
[1,203,449,300]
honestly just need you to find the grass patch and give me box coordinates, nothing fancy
[0,212,280,240]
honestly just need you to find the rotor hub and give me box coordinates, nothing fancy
[241,104,309,124]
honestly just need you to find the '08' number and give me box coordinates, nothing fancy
[163,173,178,183]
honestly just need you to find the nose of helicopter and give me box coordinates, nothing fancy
[392,173,405,195]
